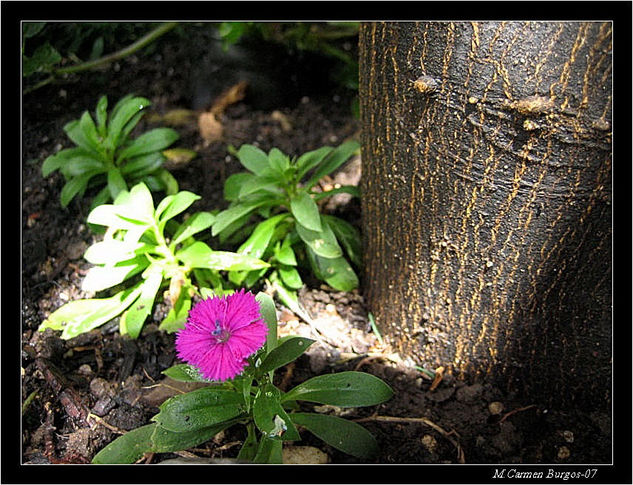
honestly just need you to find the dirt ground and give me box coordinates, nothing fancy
[21,24,613,473]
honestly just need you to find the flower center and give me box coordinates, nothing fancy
[211,319,231,343]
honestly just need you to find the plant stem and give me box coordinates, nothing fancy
[24,22,179,94]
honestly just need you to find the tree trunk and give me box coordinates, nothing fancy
[359,22,612,409]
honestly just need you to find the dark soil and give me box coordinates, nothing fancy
[21,24,612,472]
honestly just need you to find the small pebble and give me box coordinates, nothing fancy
[557,446,571,460]
[562,430,574,443]
[488,401,504,415]
[421,434,437,453]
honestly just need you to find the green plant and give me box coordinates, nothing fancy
[38,183,269,339]
[23,22,178,93]
[92,292,393,464]
[211,141,362,306]
[41,94,182,208]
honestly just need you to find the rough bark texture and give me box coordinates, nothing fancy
[359,22,612,409]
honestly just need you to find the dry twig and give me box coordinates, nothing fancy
[355,414,466,464]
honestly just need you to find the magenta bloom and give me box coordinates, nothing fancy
[175,290,268,382]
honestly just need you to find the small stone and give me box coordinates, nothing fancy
[421,434,437,453]
[283,446,329,464]
[557,446,571,460]
[562,430,574,443]
[488,401,504,415]
[77,364,93,376]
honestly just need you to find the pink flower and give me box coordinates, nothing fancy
[175,290,268,382]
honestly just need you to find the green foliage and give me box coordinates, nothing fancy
[38,183,268,339]
[22,23,153,80]
[41,94,181,208]
[92,293,393,464]
[212,141,361,301]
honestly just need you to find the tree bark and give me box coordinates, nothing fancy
[359,22,612,409]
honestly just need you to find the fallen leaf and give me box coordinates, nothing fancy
[162,148,198,170]
[146,109,196,126]
[210,80,248,116]
[271,110,292,132]
[198,112,224,144]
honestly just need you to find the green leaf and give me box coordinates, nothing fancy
[212,198,273,236]
[63,120,100,157]
[119,267,163,339]
[323,215,362,267]
[290,191,322,232]
[81,256,148,292]
[237,213,288,259]
[121,152,164,178]
[107,168,128,200]
[224,172,253,201]
[170,211,215,247]
[274,235,297,266]
[176,242,269,272]
[159,287,192,333]
[60,155,105,178]
[153,388,245,432]
[91,424,155,464]
[295,146,334,181]
[162,364,208,383]
[237,174,282,199]
[39,285,143,340]
[253,384,300,441]
[282,371,393,407]
[253,436,283,464]
[114,182,155,223]
[306,140,359,189]
[42,147,85,177]
[87,203,151,232]
[259,337,314,374]
[269,274,312,325]
[22,42,61,77]
[150,420,239,453]
[232,375,254,414]
[153,168,179,195]
[237,423,258,462]
[255,292,277,354]
[278,265,303,290]
[95,96,108,137]
[268,148,289,178]
[78,111,101,151]
[307,248,359,292]
[295,219,343,259]
[118,127,179,160]
[107,96,150,149]
[289,412,379,459]
[236,144,270,175]
[157,191,200,230]
[83,239,146,265]
[60,172,99,207]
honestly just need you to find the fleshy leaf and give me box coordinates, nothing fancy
[295,219,343,259]
[177,242,269,272]
[289,412,379,459]
[236,144,270,175]
[282,371,393,407]
[161,364,208,383]
[39,285,143,340]
[253,384,300,441]
[91,424,155,464]
[153,388,245,432]
[258,337,314,374]
[290,191,322,232]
